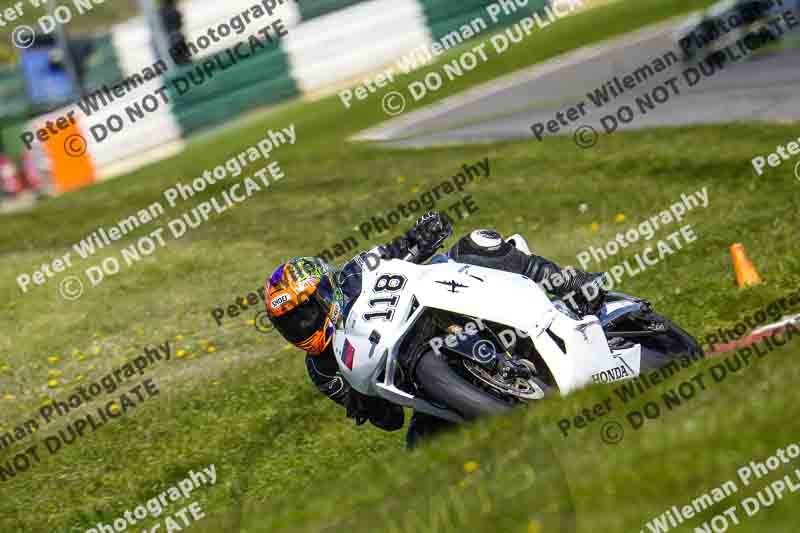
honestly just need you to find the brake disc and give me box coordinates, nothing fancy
[462,359,546,400]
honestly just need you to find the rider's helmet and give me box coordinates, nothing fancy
[264,257,343,355]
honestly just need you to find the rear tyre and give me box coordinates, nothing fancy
[636,312,704,372]
[414,349,512,420]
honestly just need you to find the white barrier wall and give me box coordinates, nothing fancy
[180,0,302,60]
[112,16,159,76]
[284,0,433,93]
[112,0,303,76]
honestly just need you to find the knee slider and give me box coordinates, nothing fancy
[469,229,505,251]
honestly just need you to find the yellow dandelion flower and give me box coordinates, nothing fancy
[175,335,184,341]
[614,213,626,223]
[47,356,60,364]
[410,186,420,193]
[397,175,407,183]
[47,369,62,378]
[47,379,59,388]
[463,461,479,474]
[206,346,217,353]
[590,222,600,233]
[246,319,255,326]
[109,403,121,414]
[176,350,187,359]
[3,394,15,401]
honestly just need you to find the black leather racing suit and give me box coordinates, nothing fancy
[305,228,603,447]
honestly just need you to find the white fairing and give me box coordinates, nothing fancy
[333,259,642,414]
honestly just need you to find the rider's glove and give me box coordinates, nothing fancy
[380,211,454,264]
[344,390,404,430]
[406,211,453,262]
[344,391,369,425]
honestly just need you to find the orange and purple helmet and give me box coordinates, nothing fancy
[265,257,343,355]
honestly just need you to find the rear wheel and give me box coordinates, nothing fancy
[414,349,512,420]
[610,311,703,372]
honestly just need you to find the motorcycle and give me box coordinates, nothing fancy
[331,236,703,423]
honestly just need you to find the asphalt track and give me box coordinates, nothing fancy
[356,20,800,147]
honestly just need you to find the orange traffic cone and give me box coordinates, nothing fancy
[730,243,762,287]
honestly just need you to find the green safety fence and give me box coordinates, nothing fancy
[296,0,368,21]
[165,40,299,136]
[418,0,549,43]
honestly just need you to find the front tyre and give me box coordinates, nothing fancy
[414,350,513,420]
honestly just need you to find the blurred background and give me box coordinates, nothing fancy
[0,0,553,210]
[2,0,797,213]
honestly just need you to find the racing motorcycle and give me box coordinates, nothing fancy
[332,236,703,423]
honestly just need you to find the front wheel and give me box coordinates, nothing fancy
[414,350,513,420]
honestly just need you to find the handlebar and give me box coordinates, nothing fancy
[402,245,419,263]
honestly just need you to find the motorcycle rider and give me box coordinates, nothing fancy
[264,211,606,447]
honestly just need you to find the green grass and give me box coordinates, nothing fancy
[3,0,799,531]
